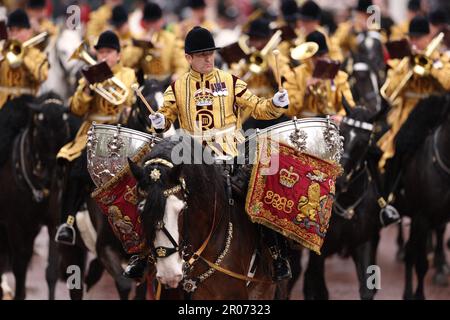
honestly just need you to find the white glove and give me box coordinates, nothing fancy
[272,90,290,108]
[149,112,165,130]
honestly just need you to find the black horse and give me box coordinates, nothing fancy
[343,30,386,114]
[303,105,385,300]
[51,78,169,300]
[0,92,73,299]
[391,94,450,299]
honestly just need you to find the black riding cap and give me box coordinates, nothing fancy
[27,0,46,9]
[189,0,206,9]
[143,2,162,22]
[94,30,121,52]
[306,30,329,55]
[408,16,430,37]
[7,9,31,29]
[354,0,373,13]
[184,26,220,54]
[111,5,128,28]
[247,18,272,39]
[408,0,422,12]
[281,0,299,23]
[298,0,321,21]
[429,9,448,26]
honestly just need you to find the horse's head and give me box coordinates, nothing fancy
[129,135,224,288]
[28,93,72,166]
[337,98,378,192]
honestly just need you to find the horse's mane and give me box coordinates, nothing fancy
[395,94,450,156]
[139,135,226,244]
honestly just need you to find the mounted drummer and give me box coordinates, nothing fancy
[55,30,137,245]
[124,26,293,282]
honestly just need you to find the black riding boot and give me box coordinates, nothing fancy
[262,227,292,281]
[55,157,90,245]
[378,156,402,227]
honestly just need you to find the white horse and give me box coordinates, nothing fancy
[38,26,84,103]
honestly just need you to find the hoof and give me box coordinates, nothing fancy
[432,271,449,287]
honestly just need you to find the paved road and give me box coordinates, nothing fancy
[2,220,450,300]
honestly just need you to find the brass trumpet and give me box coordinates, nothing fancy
[380,32,444,105]
[69,42,129,106]
[3,32,48,68]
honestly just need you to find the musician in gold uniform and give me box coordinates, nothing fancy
[109,4,133,48]
[390,0,423,41]
[228,18,291,129]
[377,16,450,225]
[279,1,343,63]
[85,0,123,47]
[0,9,48,164]
[0,9,48,109]
[124,27,292,282]
[55,31,137,245]
[284,31,355,118]
[25,0,58,38]
[122,2,188,83]
[173,0,218,40]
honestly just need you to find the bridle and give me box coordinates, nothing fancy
[142,157,269,294]
[334,116,375,219]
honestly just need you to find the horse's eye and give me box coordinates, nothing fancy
[137,199,146,213]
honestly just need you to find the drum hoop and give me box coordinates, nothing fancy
[91,124,161,143]
[244,117,337,142]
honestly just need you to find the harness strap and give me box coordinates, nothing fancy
[187,196,217,266]
[433,126,450,175]
[199,256,272,283]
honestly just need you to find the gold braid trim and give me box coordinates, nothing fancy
[144,158,174,168]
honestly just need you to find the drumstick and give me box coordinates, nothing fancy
[131,83,155,114]
[273,49,283,92]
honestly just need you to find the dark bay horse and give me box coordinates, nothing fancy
[392,94,450,299]
[303,105,384,300]
[129,136,277,299]
[0,93,73,299]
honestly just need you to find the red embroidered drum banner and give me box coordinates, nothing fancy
[91,147,149,254]
[245,140,342,254]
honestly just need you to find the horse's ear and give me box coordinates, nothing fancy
[128,158,144,181]
[341,93,353,117]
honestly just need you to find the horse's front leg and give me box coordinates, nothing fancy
[351,239,378,300]
[432,223,449,286]
[303,252,328,300]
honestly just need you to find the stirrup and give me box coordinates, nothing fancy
[378,198,401,227]
[55,215,76,245]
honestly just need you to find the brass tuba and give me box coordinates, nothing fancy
[239,30,283,75]
[380,32,445,105]
[69,42,129,106]
[4,32,49,68]
[290,42,319,61]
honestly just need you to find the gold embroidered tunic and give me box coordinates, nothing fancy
[378,54,450,169]
[159,68,286,156]
[0,46,48,108]
[122,30,188,80]
[283,59,355,118]
[57,64,137,161]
